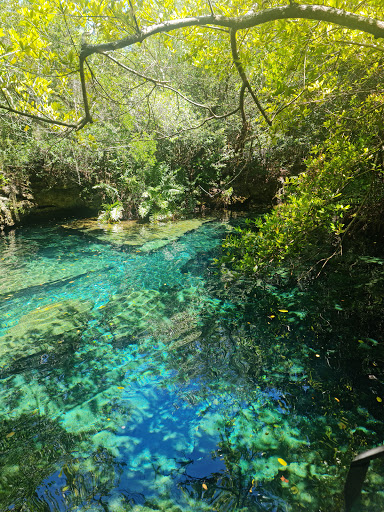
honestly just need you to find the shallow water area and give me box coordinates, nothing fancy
[0,216,383,512]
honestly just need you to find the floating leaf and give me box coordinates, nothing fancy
[280,475,289,483]
[117,386,124,390]
[335,397,340,402]
[278,309,288,313]
[202,483,208,490]
[62,486,69,492]
[377,397,382,403]
[6,432,15,438]
[291,485,299,494]
[278,458,287,466]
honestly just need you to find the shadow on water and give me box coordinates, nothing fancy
[0,217,383,511]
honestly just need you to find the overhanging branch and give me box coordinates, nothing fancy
[0,104,78,128]
[100,51,232,118]
[8,3,383,129]
[77,4,384,131]
[80,5,384,59]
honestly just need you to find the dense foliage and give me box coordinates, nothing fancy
[0,0,384,275]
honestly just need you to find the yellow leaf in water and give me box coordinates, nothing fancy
[62,486,69,492]
[334,397,340,402]
[278,458,287,466]
[202,483,208,490]
[6,432,15,438]
[278,309,288,313]
[291,485,299,494]
[117,386,124,390]
[377,397,382,403]
[69,281,74,284]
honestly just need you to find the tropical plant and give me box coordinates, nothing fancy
[97,201,124,223]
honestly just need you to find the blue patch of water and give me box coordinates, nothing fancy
[0,218,383,511]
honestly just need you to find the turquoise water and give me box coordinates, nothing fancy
[0,217,383,511]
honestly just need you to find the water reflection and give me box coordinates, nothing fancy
[0,218,383,511]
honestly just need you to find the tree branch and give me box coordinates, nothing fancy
[78,3,384,130]
[100,51,228,117]
[0,104,78,128]
[239,83,247,124]
[13,3,384,129]
[80,5,384,59]
[207,0,215,17]
[230,29,272,126]
[79,53,93,128]
[334,39,384,52]
[128,0,140,34]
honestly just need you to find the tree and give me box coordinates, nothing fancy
[1,1,384,132]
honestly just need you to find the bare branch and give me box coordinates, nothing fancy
[18,3,384,129]
[334,39,384,52]
[100,52,170,84]
[272,88,307,119]
[100,52,228,117]
[0,103,78,128]
[230,29,272,126]
[207,0,215,17]
[128,0,140,34]
[239,83,247,124]
[80,5,384,59]
[79,54,93,127]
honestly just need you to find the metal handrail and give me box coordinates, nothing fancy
[344,445,384,511]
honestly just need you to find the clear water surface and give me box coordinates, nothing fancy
[0,216,383,512]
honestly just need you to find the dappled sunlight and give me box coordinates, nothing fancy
[0,218,383,511]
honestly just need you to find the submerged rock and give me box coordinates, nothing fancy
[0,299,92,367]
[62,217,211,251]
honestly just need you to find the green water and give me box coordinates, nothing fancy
[0,217,383,512]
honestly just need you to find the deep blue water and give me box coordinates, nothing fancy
[0,217,383,512]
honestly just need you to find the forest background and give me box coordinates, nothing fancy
[0,0,384,281]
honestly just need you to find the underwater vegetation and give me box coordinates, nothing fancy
[0,217,383,511]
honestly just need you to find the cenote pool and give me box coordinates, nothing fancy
[0,216,383,512]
